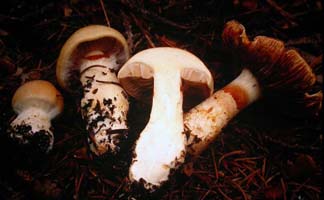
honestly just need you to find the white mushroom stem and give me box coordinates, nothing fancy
[184,68,261,156]
[9,107,53,153]
[129,68,186,189]
[79,52,129,156]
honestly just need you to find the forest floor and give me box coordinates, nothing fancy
[0,0,322,199]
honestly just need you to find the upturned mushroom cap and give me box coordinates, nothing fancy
[12,80,63,117]
[222,20,316,93]
[222,20,321,116]
[56,25,129,90]
[118,47,214,109]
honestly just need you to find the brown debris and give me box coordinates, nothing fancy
[0,56,16,76]
[32,178,63,200]
[264,184,284,200]
[287,154,318,180]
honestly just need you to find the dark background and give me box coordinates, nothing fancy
[0,0,322,199]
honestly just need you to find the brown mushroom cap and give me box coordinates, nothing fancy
[222,20,316,93]
[117,47,214,110]
[56,25,129,90]
[12,80,64,117]
[222,20,322,116]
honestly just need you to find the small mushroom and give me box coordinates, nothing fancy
[118,47,214,189]
[56,25,130,156]
[7,80,63,153]
[184,20,322,156]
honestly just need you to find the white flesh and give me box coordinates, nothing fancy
[129,68,186,189]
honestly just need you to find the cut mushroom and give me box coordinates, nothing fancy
[118,47,213,189]
[56,25,130,156]
[7,80,64,153]
[184,20,322,156]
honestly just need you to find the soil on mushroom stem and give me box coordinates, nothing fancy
[0,0,322,199]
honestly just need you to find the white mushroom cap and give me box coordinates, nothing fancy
[118,47,214,109]
[12,80,64,117]
[56,25,129,90]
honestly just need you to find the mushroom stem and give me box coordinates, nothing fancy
[79,54,129,156]
[9,108,53,153]
[129,68,186,189]
[184,68,260,156]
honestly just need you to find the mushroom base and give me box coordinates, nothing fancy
[8,108,53,153]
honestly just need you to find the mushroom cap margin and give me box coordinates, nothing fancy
[56,25,130,90]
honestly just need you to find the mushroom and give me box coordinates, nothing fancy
[7,80,63,153]
[118,47,214,189]
[56,25,130,156]
[184,20,322,156]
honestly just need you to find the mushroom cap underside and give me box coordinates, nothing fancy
[222,20,321,116]
[12,80,64,115]
[222,20,316,93]
[117,47,214,109]
[56,25,129,90]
